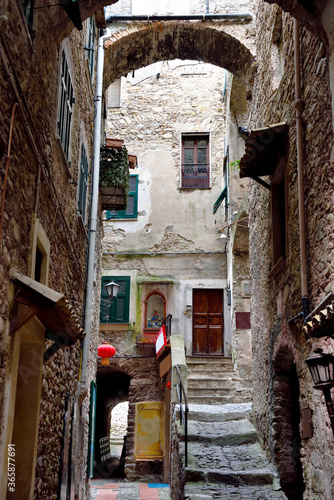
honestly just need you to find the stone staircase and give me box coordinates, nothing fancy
[179,403,288,500]
[186,356,252,405]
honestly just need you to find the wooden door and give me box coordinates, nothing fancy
[192,289,224,355]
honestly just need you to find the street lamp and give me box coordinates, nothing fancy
[105,281,120,303]
[305,348,334,436]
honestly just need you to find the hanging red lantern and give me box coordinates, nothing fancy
[98,342,116,365]
[167,381,172,390]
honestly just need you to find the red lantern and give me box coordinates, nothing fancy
[167,381,172,390]
[98,342,116,365]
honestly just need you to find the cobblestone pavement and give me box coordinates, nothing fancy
[90,480,171,500]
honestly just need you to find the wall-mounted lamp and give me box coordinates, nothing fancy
[305,348,334,436]
[105,281,120,303]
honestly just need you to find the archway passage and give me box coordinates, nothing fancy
[272,348,305,500]
[94,367,131,479]
[103,21,254,90]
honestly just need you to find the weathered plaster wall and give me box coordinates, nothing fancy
[247,1,334,498]
[104,62,229,351]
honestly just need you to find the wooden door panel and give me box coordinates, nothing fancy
[193,289,224,355]
[193,326,208,354]
[209,326,223,354]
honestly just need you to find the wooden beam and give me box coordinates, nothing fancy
[251,176,271,190]
[9,305,39,335]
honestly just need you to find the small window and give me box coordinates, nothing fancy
[58,50,74,163]
[181,134,210,188]
[78,144,89,223]
[106,175,138,220]
[86,17,96,81]
[100,276,130,324]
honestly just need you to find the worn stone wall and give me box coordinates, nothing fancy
[247,1,334,498]
[0,2,102,499]
[96,353,165,482]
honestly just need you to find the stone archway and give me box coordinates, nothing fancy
[103,21,255,90]
[95,367,131,477]
[272,347,305,500]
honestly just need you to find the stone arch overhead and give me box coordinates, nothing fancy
[264,0,328,45]
[103,21,255,91]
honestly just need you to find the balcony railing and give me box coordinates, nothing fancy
[181,163,209,188]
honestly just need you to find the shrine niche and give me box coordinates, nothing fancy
[143,292,166,342]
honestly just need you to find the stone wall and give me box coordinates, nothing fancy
[0,2,102,498]
[247,1,334,498]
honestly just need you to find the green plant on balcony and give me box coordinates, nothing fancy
[99,144,130,209]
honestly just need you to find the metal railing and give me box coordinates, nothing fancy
[161,313,172,341]
[175,365,189,467]
[181,163,210,188]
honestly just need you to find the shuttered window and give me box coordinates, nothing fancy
[106,175,138,220]
[100,276,130,323]
[58,50,74,163]
[86,17,96,81]
[181,134,210,188]
[78,144,89,223]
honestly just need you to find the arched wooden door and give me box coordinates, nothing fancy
[192,289,224,355]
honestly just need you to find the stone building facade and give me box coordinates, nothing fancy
[241,1,334,499]
[0,2,107,499]
[95,0,256,483]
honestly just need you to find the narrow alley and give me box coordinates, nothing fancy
[2,0,334,499]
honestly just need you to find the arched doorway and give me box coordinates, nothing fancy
[103,20,254,91]
[94,367,131,478]
[272,347,305,499]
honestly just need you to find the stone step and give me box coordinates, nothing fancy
[179,403,287,500]
[186,394,251,405]
[186,359,234,372]
[184,482,287,499]
[185,418,258,447]
[186,356,233,364]
[186,403,252,422]
[187,377,244,389]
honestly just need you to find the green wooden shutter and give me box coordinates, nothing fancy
[100,276,130,323]
[106,175,138,220]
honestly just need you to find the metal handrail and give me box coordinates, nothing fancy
[175,365,189,467]
[161,313,172,341]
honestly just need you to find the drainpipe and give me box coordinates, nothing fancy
[80,30,108,384]
[0,102,18,247]
[106,13,253,23]
[294,19,310,320]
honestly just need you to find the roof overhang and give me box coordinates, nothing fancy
[303,302,334,338]
[239,123,289,185]
[60,0,83,31]
[10,269,85,362]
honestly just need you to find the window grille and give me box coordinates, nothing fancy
[58,50,74,162]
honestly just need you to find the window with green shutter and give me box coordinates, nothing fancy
[106,175,138,220]
[100,276,130,323]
